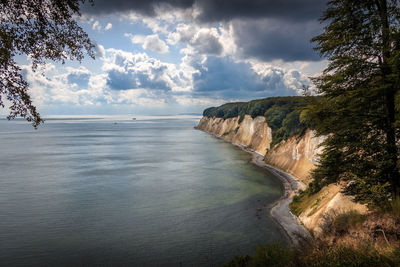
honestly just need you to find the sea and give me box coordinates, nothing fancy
[0,115,286,266]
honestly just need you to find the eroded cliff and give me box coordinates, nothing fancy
[264,130,326,184]
[196,115,272,156]
[196,115,367,237]
[196,116,321,182]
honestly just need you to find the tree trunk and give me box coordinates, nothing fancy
[377,0,400,199]
[386,89,400,199]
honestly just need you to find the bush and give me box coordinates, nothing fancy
[223,130,233,136]
[224,243,399,267]
[386,197,400,221]
[223,255,251,267]
[332,210,367,235]
[301,245,396,267]
[290,188,312,216]
[250,243,295,267]
[223,243,295,267]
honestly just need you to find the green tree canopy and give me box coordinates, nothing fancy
[0,0,94,127]
[306,0,400,204]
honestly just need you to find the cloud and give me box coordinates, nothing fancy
[94,44,106,59]
[92,20,102,31]
[167,23,197,45]
[92,21,113,31]
[232,18,322,62]
[82,0,194,16]
[66,67,91,89]
[21,64,108,107]
[190,28,223,55]
[122,8,321,62]
[105,23,113,30]
[194,0,326,23]
[191,56,264,98]
[102,49,191,92]
[168,25,230,56]
[82,0,326,23]
[189,56,309,99]
[82,0,327,62]
[18,44,317,115]
[99,49,307,104]
[126,34,169,54]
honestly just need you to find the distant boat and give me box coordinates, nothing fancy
[132,118,136,120]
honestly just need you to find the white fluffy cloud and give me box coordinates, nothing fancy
[190,28,223,55]
[102,48,192,92]
[92,20,102,31]
[22,64,107,107]
[21,43,316,114]
[92,21,113,31]
[167,23,235,57]
[126,34,169,54]
[105,23,113,30]
[17,3,331,115]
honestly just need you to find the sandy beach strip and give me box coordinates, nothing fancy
[196,128,311,245]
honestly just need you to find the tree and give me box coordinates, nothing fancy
[306,0,400,204]
[0,0,95,128]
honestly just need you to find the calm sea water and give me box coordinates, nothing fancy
[0,116,285,266]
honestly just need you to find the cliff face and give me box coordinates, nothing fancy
[196,115,272,156]
[196,115,321,180]
[196,115,367,236]
[264,130,326,184]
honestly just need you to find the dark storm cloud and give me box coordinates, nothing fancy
[233,19,322,62]
[82,0,194,16]
[83,0,327,62]
[196,0,326,23]
[84,0,326,22]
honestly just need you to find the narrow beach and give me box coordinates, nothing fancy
[197,128,311,245]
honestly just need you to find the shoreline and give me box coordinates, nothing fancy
[196,127,311,245]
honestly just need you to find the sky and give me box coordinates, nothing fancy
[18,0,329,116]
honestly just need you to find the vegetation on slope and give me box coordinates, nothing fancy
[203,96,311,146]
[224,205,400,267]
[224,243,399,267]
[224,244,399,267]
[304,0,400,206]
[223,1,400,264]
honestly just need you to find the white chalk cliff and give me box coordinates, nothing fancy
[196,115,367,236]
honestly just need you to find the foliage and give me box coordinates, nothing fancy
[289,187,329,217]
[0,0,95,127]
[332,210,367,235]
[203,96,310,145]
[390,197,400,220]
[383,197,400,220]
[290,189,311,216]
[305,0,400,204]
[301,245,396,267]
[224,243,399,267]
[250,243,295,267]
[223,130,233,136]
[222,243,295,267]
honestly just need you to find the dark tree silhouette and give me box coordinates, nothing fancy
[306,0,400,204]
[0,0,95,127]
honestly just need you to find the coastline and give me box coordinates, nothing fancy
[195,127,311,245]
